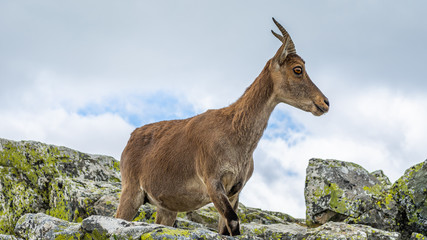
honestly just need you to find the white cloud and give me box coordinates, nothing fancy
[0,108,133,160]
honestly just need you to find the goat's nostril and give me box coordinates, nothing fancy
[324,99,330,107]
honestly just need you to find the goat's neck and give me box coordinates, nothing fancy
[229,61,278,151]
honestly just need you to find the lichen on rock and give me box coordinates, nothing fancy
[304,158,398,231]
[14,213,81,240]
[392,159,427,238]
[0,138,121,235]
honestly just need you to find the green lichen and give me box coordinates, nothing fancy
[133,206,157,223]
[0,139,122,235]
[54,232,81,240]
[140,227,191,239]
[412,233,426,239]
[82,229,108,240]
[176,212,186,218]
[113,161,120,172]
[251,227,265,236]
[390,160,427,236]
[46,182,72,221]
[0,142,68,234]
[363,184,383,196]
[363,184,395,210]
[328,183,347,214]
[313,182,347,214]
[271,232,283,239]
[188,205,218,226]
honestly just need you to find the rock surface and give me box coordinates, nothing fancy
[392,160,427,237]
[0,138,121,234]
[0,138,425,239]
[305,158,398,230]
[305,158,427,238]
[11,212,404,240]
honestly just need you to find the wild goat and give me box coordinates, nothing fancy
[115,18,329,236]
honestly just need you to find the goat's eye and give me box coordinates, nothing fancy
[293,67,303,75]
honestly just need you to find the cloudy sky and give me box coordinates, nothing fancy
[1,1,426,218]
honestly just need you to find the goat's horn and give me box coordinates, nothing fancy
[272,17,296,54]
[271,30,284,42]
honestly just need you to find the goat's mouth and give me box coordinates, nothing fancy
[312,102,329,116]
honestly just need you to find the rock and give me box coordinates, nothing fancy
[304,222,400,240]
[186,203,298,231]
[0,234,23,240]
[185,204,219,230]
[392,159,427,237]
[47,177,120,222]
[241,222,307,239]
[14,212,401,240]
[14,213,80,240]
[371,170,392,187]
[13,213,228,240]
[81,215,165,239]
[0,138,121,234]
[241,220,401,240]
[304,158,398,231]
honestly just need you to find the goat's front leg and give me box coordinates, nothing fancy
[206,180,240,236]
[218,194,239,235]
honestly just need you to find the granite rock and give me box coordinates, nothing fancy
[305,158,398,230]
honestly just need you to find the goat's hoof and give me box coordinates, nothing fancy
[229,220,240,236]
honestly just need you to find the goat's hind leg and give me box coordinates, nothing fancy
[155,207,177,226]
[115,185,146,221]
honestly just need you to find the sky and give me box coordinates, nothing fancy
[1,1,426,218]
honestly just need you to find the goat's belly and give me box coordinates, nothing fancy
[145,178,211,212]
[158,191,211,212]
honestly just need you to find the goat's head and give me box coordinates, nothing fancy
[269,18,329,116]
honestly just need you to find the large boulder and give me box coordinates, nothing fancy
[392,159,427,237]
[0,138,121,234]
[304,158,398,231]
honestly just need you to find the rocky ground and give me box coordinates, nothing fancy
[0,138,426,239]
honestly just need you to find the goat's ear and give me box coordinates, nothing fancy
[271,42,290,66]
[271,44,287,66]
[279,39,292,65]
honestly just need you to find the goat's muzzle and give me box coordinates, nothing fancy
[312,96,329,116]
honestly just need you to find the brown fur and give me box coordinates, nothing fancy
[115,19,329,236]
